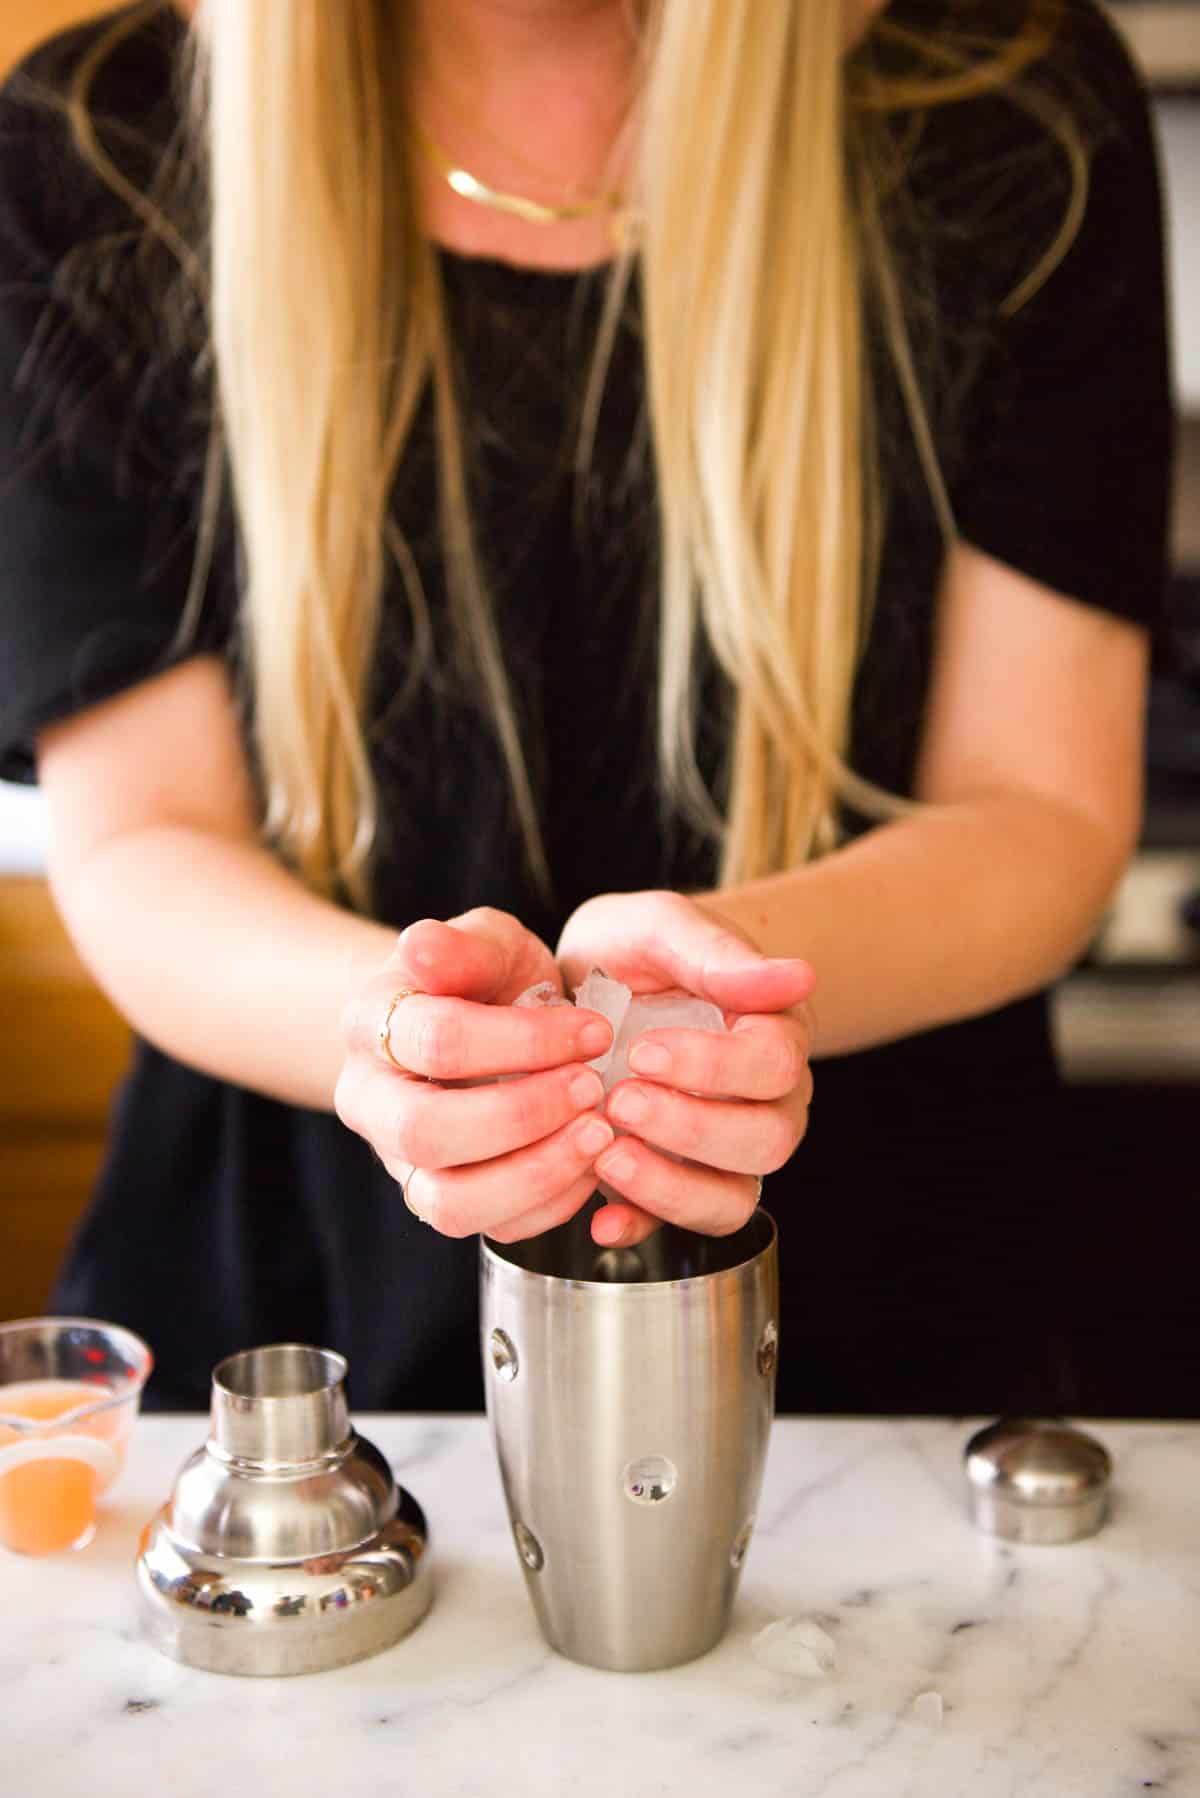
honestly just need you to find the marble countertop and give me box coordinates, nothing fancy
[1,1414,1197,1797]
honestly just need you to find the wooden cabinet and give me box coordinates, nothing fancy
[0,879,130,1320]
[0,0,144,1317]
[0,1,115,79]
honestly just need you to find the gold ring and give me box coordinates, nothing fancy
[401,1164,421,1215]
[379,987,423,1071]
[753,1176,764,1206]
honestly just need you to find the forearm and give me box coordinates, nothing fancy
[50,825,396,1108]
[697,792,1128,1057]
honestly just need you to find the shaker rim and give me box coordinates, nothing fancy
[481,1205,777,1290]
[212,1343,348,1405]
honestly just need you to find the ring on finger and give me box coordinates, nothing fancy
[380,988,423,1072]
[752,1175,764,1206]
[401,1163,425,1221]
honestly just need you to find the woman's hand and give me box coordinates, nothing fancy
[335,908,617,1241]
[556,890,815,1247]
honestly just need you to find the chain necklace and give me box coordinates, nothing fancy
[414,126,641,249]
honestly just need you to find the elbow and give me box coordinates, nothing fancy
[43,831,127,1002]
[1041,797,1141,982]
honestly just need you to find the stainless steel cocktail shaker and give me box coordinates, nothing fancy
[481,1205,778,1671]
[137,1344,432,1675]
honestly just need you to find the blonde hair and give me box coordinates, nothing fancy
[66,0,1075,906]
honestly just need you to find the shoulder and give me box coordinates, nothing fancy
[0,3,185,276]
[880,0,1157,199]
[875,0,1150,115]
[868,1,1162,325]
[0,8,200,498]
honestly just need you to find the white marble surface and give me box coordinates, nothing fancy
[1,1415,1197,1797]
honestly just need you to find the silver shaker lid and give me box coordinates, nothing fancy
[964,1417,1112,1545]
[137,1344,433,1676]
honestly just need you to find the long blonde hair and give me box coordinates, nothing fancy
[67,0,1075,906]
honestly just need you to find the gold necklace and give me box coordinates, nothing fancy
[414,126,640,248]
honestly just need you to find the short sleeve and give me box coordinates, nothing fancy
[949,4,1174,633]
[0,15,233,784]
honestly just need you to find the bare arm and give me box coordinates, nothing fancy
[38,656,397,1109]
[550,543,1145,1239]
[694,542,1149,1056]
[38,658,621,1234]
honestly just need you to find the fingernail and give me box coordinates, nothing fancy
[398,919,438,969]
[629,1043,670,1076]
[595,1215,629,1247]
[569,1070,605,1109]
[609,1085,650,1126]
[576,1118,614,1157]
[596,1148,636,1184]
[579,1019,613,1056]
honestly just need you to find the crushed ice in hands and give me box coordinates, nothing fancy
[537,967,726,1091]
[515,969,726,1203]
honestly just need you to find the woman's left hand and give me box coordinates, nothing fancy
[555,890,816,1247]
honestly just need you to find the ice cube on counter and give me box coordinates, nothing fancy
[750,1617,838,1678]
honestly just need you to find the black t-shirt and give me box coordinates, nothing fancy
[0,3,1173,1413]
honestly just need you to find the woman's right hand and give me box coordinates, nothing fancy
[335,908,616,1241]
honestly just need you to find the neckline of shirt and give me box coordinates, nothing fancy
[435,241,616,297]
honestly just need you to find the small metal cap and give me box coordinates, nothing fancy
[965,1418,1112,1545]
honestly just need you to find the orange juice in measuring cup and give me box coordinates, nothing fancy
[0,1319,152,1554]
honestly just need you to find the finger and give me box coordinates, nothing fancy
[385,915,517,1002]
[340,1057,607,1171]
[484,1170,603,1245]
[561,900,815,1016]
[592,1135,761,1236]
[590,1198,663,1249]
[605,1080,808,1176]
[677,931,815,1017]
[625,1011,813,1101]
[388,1111,615,1238]
[359,991,612,1079]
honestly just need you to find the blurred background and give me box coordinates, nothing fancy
[0,2,1197,1408]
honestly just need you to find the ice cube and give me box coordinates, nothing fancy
[607,990,726,1090]
[750,1618,838,1678]
[516,969,725,1108]
[572,968,632,1079]
[911,1691,944,1728]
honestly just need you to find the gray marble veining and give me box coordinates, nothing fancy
[0,1416,1197,1797]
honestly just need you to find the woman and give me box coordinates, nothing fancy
[0,1,1171,1412]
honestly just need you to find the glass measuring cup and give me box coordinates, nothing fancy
[0,1318,152,1554]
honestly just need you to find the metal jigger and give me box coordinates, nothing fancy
[481,1204,779,1672]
